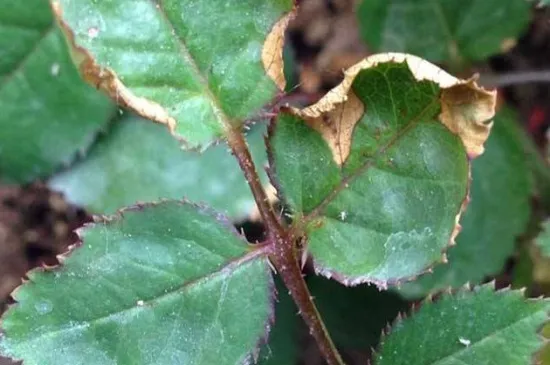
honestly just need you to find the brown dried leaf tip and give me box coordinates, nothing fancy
[289,53,496,165]
[262,12,295,91]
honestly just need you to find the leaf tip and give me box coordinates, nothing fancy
[262,8,296,91]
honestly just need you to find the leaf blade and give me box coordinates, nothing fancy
[0,201,274,365]
[269,54,495,286]
[375,284,550,365]
[52,0,294,148]
[357,0,531,64]
[399,107,533,297]
[0,0,114,183]
[48,113,268,221]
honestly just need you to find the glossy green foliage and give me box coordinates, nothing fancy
[269,62,469,286]
[0,0,114,183]
[536,221,550,258]
[308,275,407,354]
[375,284,550,365]
[49,113,268,221]
[0,201,273,365]
[54,0,293,148]
[400,108,532,297]
[257,278,300,365]
[357,0,530,64]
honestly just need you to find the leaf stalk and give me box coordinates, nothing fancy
[227,126,345,365]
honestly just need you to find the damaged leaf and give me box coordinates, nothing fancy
[51,0,294,148]
[399,108,533,298]
[269,53,496,286]
[0,0,114,183]
[0,201,274,365]
[358,0,531,65]
[49,113,268,221]
[375,284,550,365]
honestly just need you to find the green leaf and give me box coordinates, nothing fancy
[357,0,530,65]
[375,284,550,365]
[535,221,550,258]
[257,278,300,365]
[269,54,495,286]
[49,113,268,221]
[308,275,408,353]
[399,107,533,298]
[0,0,114,183]
[51,0,294,148]
[0,201,274,365]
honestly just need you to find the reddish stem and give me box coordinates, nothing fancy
[227,126,344,365]
[270,231,345,365]
[227,127,282,235]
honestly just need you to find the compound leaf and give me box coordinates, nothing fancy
[49,113,268,221]
[0,0,114,183]
[269,53,495,287]
[51,0,294,148]
[357,0,530,65]
[375,284,550,365]
[0,201,274,365]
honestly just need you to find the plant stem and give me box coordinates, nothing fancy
[226,127,283,236]
[479,70,550,87]
[227,126,345,365]
[271,232,345,365]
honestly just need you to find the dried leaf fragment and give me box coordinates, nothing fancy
[290,53,496,164]
[262,13,295,91]
[290,92,364,165]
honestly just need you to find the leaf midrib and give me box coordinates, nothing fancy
[149,0,232,131]
[14,245,269,345]
[302,98,439,224]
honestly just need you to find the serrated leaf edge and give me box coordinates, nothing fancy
[369,282,550,365]
[266,53,488,288]
[266,114,473,289]
[1,199,276,365]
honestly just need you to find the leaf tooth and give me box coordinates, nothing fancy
[374,310,410,360]
[311,262,391,290]
[374,283,550,363]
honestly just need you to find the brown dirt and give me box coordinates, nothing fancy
[0,183,90,310]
